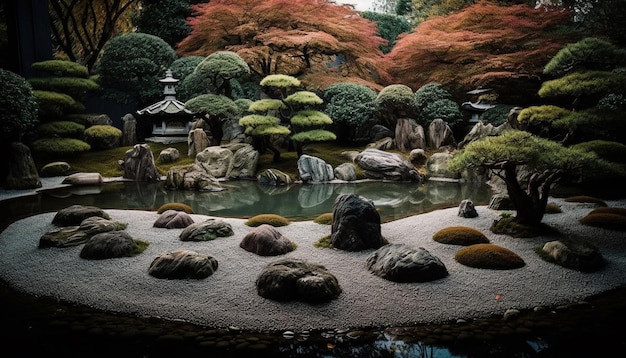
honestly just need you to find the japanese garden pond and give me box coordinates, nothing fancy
[2,179,493,223]
[1,179,624,357]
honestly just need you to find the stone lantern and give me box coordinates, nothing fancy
[136,69,193,141]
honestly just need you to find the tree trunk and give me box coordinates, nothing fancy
[503,165,542,226]
[207,118,223,146]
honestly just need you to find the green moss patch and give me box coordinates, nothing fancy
[563,195,608,207]
[157,203,194,214]
[545,202,563,214]
[432,226,489,246]
[455,244,525,270]
[579,213,626,231]
[245,214,291,227]
[490,216,556,238]
[313,213,333,225]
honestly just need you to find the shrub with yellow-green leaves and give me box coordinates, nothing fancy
[84,125,122,150]
[455,244,525,270]
[38,121,85,138]
[432,226,489,246]
[245,214,290,227]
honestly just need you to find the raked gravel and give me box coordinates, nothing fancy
[1,197,625,332]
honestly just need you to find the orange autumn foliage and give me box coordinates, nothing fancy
[384,2,577,100]
[177,0,391,87]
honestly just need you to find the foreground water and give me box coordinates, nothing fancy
[0,180,624,357]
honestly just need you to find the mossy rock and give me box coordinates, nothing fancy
[579,213,626,231]
[157,202,194,214]
[313,213,333,225]
[432,226,490,246]
[563,196,607,207]
[245,214,290,227]
[455,244,525,270]
[536,239,605,272]
[490,216,557,238]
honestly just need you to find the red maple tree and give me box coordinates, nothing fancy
[176,0,390,89]
[384,2,577,103]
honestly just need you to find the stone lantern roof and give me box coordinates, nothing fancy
[136,69,192,116]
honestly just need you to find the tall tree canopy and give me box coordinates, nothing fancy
[384,2,576,103]
[49,0,140,73]
[176,0,390,90]
[133,0,194,48]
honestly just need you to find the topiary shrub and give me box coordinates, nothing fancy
[157,202,194,214]
[432,226,490,246]
[579,213,626,231]
[563,195,608,207]
[0,68,39,144]
[314,213,333,225]
[31,137,91,155]
[571,140,626,164]
[38,121,85,138]
[84,125,122,149]
[545,202,563,214]
[455,244,525,270]
[245,214,290,227]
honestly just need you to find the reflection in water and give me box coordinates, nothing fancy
[2,180,492,223]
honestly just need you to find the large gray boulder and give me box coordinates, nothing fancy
[79,231,138,259]
[297,155,334,183]
[188,128,209,157]
[458,199,479,218]
[369,124,394,142]
[120,143,160,181]
[395,118,425,152]
[153,210,194,229]
[366,244,448,283]
[256,258,342,303]
[240,224,294,256]
[52,205,110,226]
[40,161,71,177]
[354,149,421,182]
[121,113,137,146]
[4,142,41,190]
[149,249,218,279]
[224,143,258,179]
[62,172,103,186]
[331,194,384,251]
[426,152,458,179]
[196,146,233,178]
[158,147,180,163]
[179,218,234,241]
[165,164,223,191]
[458,120,503,149]
[427,118,456,149]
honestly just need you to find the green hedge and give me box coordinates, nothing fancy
[38,121,85,138]
[31,137,91,155]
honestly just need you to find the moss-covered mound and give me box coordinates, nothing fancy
[545,202,563,214]
[455,244,525,270]
[588,207,626,217]
[563,195,608,207]
[432,226,490,246]
[157,202,194,214]
[313,213,333,225]
[579,213,626,231]
[490,216,555,238]
[245,214,291,227]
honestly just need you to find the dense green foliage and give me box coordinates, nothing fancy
[361,11,411,53]
[33,90,82,118]
[133,0,193,47]
[0,69,39,143]
[192,51,251,98]
[323,82,378,144]
[97,33,177,105]
[31,137,91,155]
[31,60,90,78]
[571,140,626,163]
[480,104,516,126]
[184,94,240,120]
[84,125,123,150]
[543,37,626,77]
[37,121,85,138]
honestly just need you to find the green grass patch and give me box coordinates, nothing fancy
[133,239,150,255]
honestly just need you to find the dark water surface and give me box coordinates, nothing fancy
[0,180,624,357]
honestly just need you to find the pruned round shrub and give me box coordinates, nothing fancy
[432,226,490,246]
[455,244,525,270]
[84,124,122,149]
[157,202,194,214]
[0,68,38,143]
[314,213,333,225]
[545,202,563,214]
[563,195,607,207]
[33,90,81,118]
[38,121,85,138]
[31,59,90,78]
[31,137,91,155]
[245,214,290,227]
[579,213,626,231]
[571,140,626,164]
